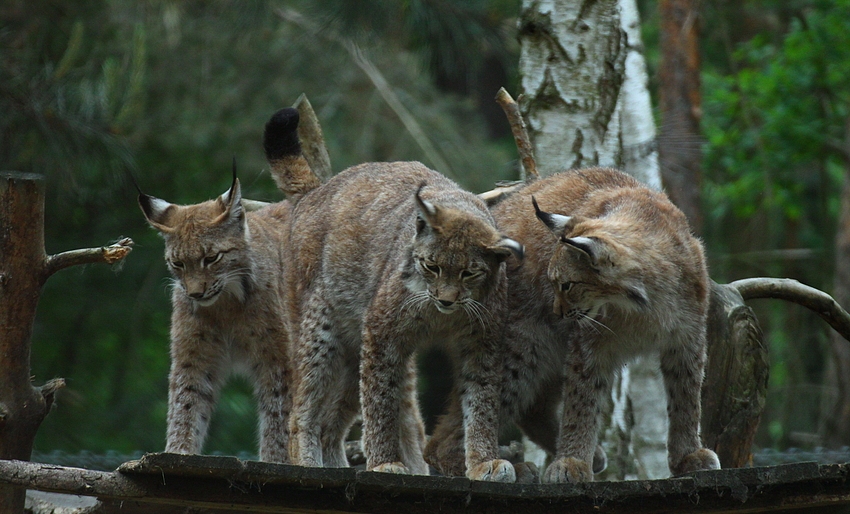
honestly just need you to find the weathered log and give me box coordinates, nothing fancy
[701,281,770,469]
[0,171,133,513]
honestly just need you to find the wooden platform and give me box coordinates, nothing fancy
[2,453,848,513]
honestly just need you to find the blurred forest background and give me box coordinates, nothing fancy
[2,0,848,461]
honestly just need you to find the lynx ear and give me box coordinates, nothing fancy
[626,283,649,308]
[138,193,176,233]
[215,159,245,226]
[532,197,573,236]
[488,237,524,263]
[563,236,602,267]
[414,182,440,233]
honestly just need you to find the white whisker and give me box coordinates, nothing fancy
[578,312,615,336]
[400,291,430,317]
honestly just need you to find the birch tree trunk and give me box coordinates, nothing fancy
[518,0,669,480]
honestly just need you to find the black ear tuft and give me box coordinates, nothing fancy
[533,196,574,235]
[263,107,302,160]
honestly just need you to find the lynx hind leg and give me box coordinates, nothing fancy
[253,337,292,463]
[424,389,466,476]
[319,361,361,468]
[399,356,428,475]
[661,339,721,475]
[165,341,226,455]
[290,293,344,467]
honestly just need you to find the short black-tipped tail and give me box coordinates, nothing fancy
[263,107,321,200]
[263,108,302,160]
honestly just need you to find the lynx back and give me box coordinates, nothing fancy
[279,157,522,482]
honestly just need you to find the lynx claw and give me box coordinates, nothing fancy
[466,459,516,483]
[671,448,721,476]
[371,461,411,474]
[543,457,592,484]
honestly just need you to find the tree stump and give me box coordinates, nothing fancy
[701,281,770,468]
[0,172,133,512]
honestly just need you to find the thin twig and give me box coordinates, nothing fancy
[730,277,850,343]
[276,8,454,177]
[495,87,539,182]
[43,237,133,279]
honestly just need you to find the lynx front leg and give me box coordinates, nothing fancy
[166,338,226,455]
[360,324,411,474]
[544,350,607,484]
[661,341,721,475]
[253,334,291,463]
[459,348,515,483]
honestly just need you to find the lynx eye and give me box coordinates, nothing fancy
[461,270,482,281]
[203,253,223,267]
[169,260,185,270]
[560,281,573,292]
[420,260,441,275]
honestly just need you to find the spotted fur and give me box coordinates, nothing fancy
[426,167,720,482]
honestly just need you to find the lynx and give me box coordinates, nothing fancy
[426,167,720,482]
[266,107,523,480]
[138,110,318,461]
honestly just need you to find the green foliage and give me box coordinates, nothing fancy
[2,0,520,455]
[702,1,849,261]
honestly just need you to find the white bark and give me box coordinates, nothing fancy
[519,0,669,480]
[519,0,627,175]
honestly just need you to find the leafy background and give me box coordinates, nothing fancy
[1,0,847,457]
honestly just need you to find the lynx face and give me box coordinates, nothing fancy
[405,187,523,316]
[533,198,649,323]
[140,177,251,308]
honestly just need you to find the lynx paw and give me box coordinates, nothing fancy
[371,461,411,474]
[515,462,540,484]
[466,459,516,483]
[543,457,593,484]
[671,448,721,476]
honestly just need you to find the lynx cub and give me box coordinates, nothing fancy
[427,168,720,482]
[138,112,318,461]
[265,107,522,481]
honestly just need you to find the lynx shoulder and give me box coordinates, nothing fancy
[427,167,720,482]
[269,127,523,481]
[137,109,319,461]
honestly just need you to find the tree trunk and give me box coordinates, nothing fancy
[519,0,676,480]
[0,173,54,512]
[518,0,627,176]
[0,172,133,512]
[658,0,703,233]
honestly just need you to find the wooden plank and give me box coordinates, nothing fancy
[2,457,847,513]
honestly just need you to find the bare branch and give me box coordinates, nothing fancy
[0,459,146,498]
[241,199,271,212]
[495,87,539,182]
[43,238,133,279]
[730,277,850,343]
[276,8,454,177]
[38,378,65,412]
[477,181,526,206]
